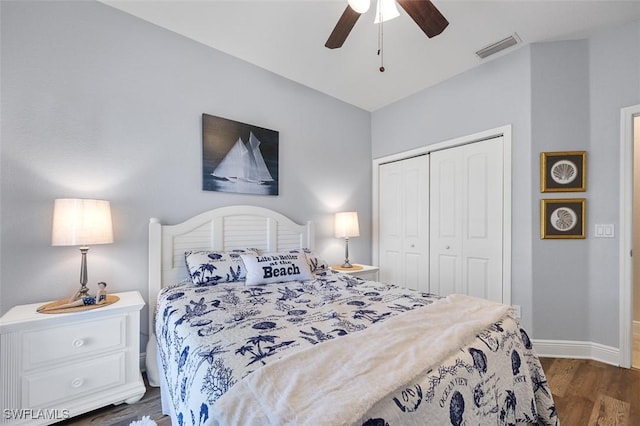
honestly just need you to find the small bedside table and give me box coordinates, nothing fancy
[0,291,146,425]
[331,264,380,281]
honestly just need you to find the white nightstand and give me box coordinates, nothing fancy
[331,264,380,281]
[0,291,146,425]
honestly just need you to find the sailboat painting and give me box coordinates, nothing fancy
[202,114,278,195]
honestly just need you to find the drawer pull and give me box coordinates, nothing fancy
[72,338,85,348]
[71,378,84,388]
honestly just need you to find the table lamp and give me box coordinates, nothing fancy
[51,198,113,299]
[335,211,360,268]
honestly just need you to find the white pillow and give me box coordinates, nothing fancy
[185,249,258,286]
[241,252,314,286]
[286,248,329,273]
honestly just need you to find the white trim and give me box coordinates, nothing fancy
[533,339,620,367]
[502,129,512,306]
[140,352,146,372]
[619,104,640,369]
[372,125,512,304]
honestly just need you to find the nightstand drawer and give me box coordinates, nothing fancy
[23,352,126,408]
[22,316,125,369]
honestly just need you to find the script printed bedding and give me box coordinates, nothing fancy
[155,269,558,426]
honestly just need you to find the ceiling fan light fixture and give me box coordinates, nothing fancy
[374,0,400,23]
[348,0,370,14]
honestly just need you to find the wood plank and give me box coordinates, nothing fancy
[556,395,597,426]
[567,360,608,402]
[543,357,581,397]
[628,366,640,426]
[587,393,630,426]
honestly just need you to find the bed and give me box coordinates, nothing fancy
[145,205,559,426]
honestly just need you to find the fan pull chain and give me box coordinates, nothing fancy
[377,7,385,72]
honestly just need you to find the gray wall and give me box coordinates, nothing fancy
[0,1,372,348]
[372,20,640,346]
[372,48,535,329]
[587,20,640,344]
[530,40,591,341]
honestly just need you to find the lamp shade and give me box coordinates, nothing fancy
[51,199,114,246]
[374,0,400,23]
[348,0,370,14]
[335,211,360,238]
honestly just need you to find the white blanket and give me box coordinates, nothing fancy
[211,294,511,426]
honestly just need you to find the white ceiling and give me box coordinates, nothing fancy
[102,0,640,111]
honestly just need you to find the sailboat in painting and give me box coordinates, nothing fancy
[212,132,274,184]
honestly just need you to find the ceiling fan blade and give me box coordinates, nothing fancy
[397,0,449,38]
[325,5,361,49]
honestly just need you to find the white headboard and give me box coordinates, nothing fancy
[145,205,314,386]
[148,204,314,312]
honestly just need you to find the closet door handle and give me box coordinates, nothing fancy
[445,245,451,250]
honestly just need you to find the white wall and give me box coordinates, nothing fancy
[372,20,640,347]
[0,1,372,347]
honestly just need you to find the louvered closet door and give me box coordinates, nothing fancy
[378,155,429,292]
[429,136,504,302]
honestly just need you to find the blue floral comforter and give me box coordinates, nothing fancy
[156,271,559,426]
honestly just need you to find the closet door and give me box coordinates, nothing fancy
[429,136,504,302]
[378,155,429,291]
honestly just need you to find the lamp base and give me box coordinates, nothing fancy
[331,264,363,271]
[70,246,91,303]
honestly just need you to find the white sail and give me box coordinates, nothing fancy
[212,138,249,180]
[211,133,273,183]
[247,132,274,182]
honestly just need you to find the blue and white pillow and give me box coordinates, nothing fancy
[241,251,314,286]
[249,248,328,273]
[286,248,329,273]
[185,249,258,286]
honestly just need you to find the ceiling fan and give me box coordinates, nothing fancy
[325,0,449,49]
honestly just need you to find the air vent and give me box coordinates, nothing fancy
[475,33,521,59]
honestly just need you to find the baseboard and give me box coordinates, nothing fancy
[532,339,619,366]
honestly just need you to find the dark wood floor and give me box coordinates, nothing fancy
[540,358,640,426]
[61,358,639,426]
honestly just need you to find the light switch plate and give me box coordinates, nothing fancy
[594,224,615,238]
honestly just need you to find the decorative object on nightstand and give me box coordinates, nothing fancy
[334,211,360,268]
[51,198,114,305]
[37,282,120,314]
[0,291,146,424]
